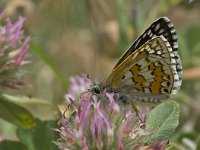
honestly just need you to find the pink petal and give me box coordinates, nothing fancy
[15,36,31,65]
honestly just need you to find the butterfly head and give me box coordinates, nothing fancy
[86,75,103,95]
[90,84,101,95]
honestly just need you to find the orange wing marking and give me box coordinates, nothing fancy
[149,62,165,93]
[130,64,146,91]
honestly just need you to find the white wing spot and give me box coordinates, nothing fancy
[155,23,160,31]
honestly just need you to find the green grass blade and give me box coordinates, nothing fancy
[30,41,68,88]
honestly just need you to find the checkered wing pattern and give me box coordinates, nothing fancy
[114,17,182,84]
[104,35,181,103]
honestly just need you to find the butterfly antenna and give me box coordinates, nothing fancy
[75,89,91,103]
[80,90,90,98]
[87,74,96,85]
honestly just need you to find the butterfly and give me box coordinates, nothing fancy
[90,17,182,103]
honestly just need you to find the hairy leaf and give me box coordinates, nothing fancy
[145,101,180,143]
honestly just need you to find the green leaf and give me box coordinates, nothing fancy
[177,132,199,142]
[177,132,199,149]
[165,144,179,150]
[3,94,55,120]
[145,101,180,143]
[30,41,68,88]
[0,140,27,150]
[0,96,35,128]
[17,119,60,150]
[196,135,200,150]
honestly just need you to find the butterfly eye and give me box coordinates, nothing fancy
[93,86,101,94]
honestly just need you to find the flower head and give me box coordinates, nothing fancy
[0,12,30,90]
[56,75,161,150]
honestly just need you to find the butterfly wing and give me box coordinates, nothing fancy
[104,36,181,103]
[114,17,182,83]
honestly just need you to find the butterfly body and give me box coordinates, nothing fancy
[91,17,182,103]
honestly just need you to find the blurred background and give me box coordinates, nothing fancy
[0,0,200,149]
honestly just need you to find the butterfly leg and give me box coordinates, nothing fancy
[130,102,145,126]
[119,95,144,125]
